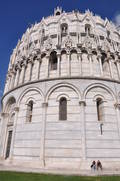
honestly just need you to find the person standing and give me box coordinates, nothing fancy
[97,160,102,170]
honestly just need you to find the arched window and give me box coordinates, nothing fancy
[59,97,67,120]
[9,113,15,123]
[26,100,33,122]
[49,51,57,70]
[96,98,103,121]
[107,30,110,39]
[85,24,91,35]
[101,53,107,65]
[56,11,61,16]
[61,23,68,34]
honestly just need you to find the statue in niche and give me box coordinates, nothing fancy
[45,37,52,51]
[83,36,92,49]
[65,35,73,49]
[103,39,110,52]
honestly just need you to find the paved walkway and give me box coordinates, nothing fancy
[0,163,120,176]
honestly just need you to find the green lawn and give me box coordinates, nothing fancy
[0,171,120,181]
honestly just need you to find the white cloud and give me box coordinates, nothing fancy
[113,12,120,26]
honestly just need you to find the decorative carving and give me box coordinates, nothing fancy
[103,39,110,52]
[64,35,73,49]
[42,102,48,108]
[83,35,92,49]
[79,100,86,106]
[45,37,52,51]
[114,103,120,109]
[14,107,19,112]
[1,112,9,117]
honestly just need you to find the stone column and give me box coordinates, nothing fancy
[114,103,120,137]
[46,53,50,78]
[79,100,86,160]
[20,62,26,84]
[98,54,103,77]
[40,102,48,167]
[88,53,93,76]
[27,59,33,82]
[109,58,114,79]
[67,50,70,76]
[0,113,9,159]
[8,74,12,90]
[36,56,41,80]
[78,52,82,76]
[57,52,61,77]
[9,107,19,159]
[116,60,120,80]
[14,66,20,87]
[9,70,16,89]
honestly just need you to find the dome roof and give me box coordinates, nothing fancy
[9,7,120,67]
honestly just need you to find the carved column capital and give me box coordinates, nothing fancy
[1,112,9,117]
[27,57,33,64]
[77,49,82,55]
[79,100,86,106]
[97,53,102,59]
[42,102,48,108]
[66,49,70,55]
[15,63,21,71]
[46,52,50,59]
[14,107,19,112]
[56,51,61,57]
[87,52,93,59]
[114,103,120,109]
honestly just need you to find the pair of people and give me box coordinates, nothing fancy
[91,160,102,171]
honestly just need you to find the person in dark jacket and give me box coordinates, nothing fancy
[97,160,102,170]
[91,160,96,171]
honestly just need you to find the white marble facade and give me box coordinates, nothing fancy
[1,7,120,170]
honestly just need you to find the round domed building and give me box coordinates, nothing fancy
[1,7,120,170]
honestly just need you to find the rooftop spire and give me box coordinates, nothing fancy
[54,7,63,16]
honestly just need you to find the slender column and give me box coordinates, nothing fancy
[27,59,33,82]
[46,53,50,78]
[9,107,19,159]
[79,100,86,160]
[116,60,120,80]
[114,103,120,137]
[14,67,20,87]
[0,113,9,159]
[88,53,93,76]
[40,102,48,167]
[67,50,70,76]
[36,56,41,80]
[8,74,12,90]
[57,52,61,77]
[78,52,82,76]
[10,71,15,89]
[109,59,114,78]
[98,54,103,77]
[20,63,26,84]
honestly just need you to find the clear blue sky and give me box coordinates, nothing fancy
[0,0,120,97]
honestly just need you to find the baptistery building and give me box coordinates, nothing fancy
[1,7,120,170]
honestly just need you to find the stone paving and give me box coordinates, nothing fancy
[0,163,120,176]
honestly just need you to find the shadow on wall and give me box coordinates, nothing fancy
[0,90,3,111]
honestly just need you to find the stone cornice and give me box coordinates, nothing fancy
[2,76,120,102]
